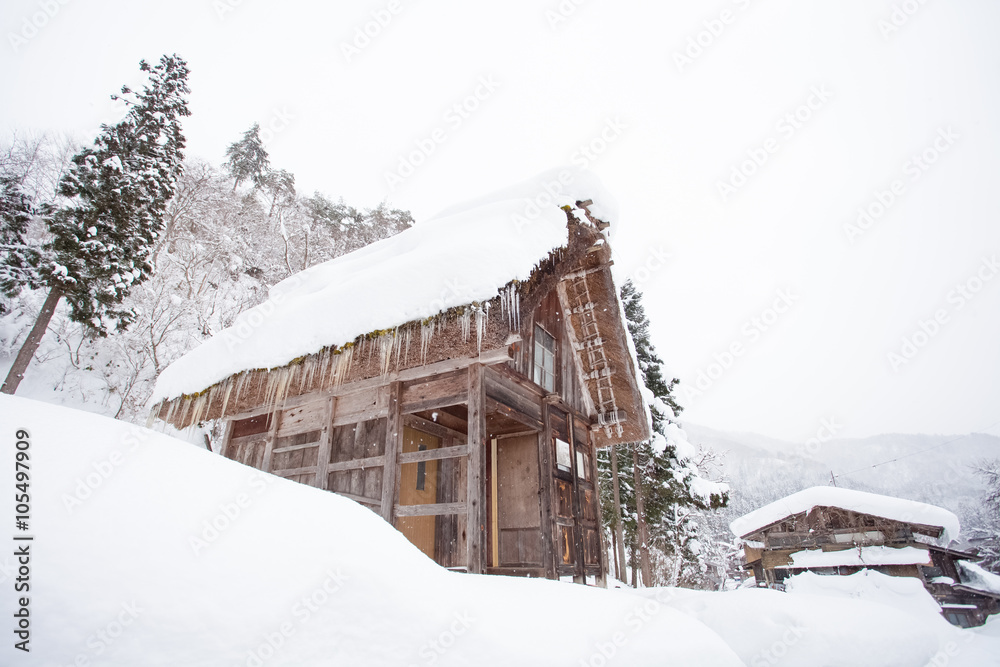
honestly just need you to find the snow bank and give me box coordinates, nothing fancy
[635,581,999,667]
[779,545,932,569]
[0,396,741,666]
[958,561,1000,596]
[729,486,961,545]
[784,569,944,618]
[3,396,998,665]
[151,167,617,403]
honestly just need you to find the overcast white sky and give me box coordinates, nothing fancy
[2,0,999,443]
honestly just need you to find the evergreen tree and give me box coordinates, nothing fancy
[0,174,40,305]
[600,280,729,586]
[1,54,190,394]
[224,124,270,192]
[970,459,1000,573]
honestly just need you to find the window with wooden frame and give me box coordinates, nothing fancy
[532,325,556,392]
[575,449,591,481]
[554,438,572,474]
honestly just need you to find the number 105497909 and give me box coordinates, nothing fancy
[14,429,30,531]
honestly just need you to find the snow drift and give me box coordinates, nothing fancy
[2,396,996,666]
[0,396,737,666]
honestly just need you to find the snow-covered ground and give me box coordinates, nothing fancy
[1,396,997,666]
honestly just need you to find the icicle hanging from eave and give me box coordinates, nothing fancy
[458,308,471,343]
[219,376,235,418]
[499,283,521,330]
[146,401,162,429]
[420,320,435,365]
[475,304,486,353]
[332,345,354,386]
[378,329,397,377]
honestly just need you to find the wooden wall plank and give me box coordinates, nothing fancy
[402,371,468,413]
[332,386,388,426]
[277,400,328,437]
[485,366,543,423]
[395,502,468,517]
[337,491,380,507]
[327,455,386,472]
[399,445,469,464]
[403,413,466,441]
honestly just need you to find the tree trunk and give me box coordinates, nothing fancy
[632,443,652,587]
[611,526,620,581]
[1,287,62,395]
[610,444,628,582]
[629,544,637,587]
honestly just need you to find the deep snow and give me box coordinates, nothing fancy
[1,396,997,666]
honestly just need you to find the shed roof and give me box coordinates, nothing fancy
[730,486,960,546]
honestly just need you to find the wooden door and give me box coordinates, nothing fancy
[495,434,542,566]
[397,426,441,559]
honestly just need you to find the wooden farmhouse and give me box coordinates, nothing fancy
[151,172,650,586]
[731,486,1000,627]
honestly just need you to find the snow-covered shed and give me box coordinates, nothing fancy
[150,169,650,585]
[732,486,1000,626]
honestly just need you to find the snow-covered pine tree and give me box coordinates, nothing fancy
[224,124,270,192]
[1,54,190,394]
[969,459,1000,573]
[598,280,729,587]
[0,174,40,307]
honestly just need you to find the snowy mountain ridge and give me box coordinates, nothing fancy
[682,422,999,546]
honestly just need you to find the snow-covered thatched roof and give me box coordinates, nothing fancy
[151,168,617,405]
[149,168,650,446]
[730,486,961,546]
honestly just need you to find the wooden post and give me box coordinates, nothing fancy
[1,287,62,395]
[261,410,280,474]
[381,382,404,523]
[610,444,628,583]
[568,417,586,584]
[219,418,235,459]
[536,401,556,580]
[466,363,486,574]
[313,397,336,490]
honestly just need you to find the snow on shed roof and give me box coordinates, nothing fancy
[957,561,1000,597]
[729,486,961,546]
[151,168,618,404]
[776,546,932,569]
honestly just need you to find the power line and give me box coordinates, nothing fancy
[832,420,1000,481]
